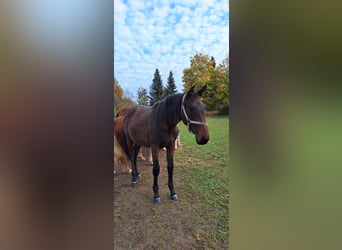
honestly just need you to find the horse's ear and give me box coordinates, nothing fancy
[197,84,207,97]
[187,85,196,98]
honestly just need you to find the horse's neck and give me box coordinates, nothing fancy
[167,94,184,128]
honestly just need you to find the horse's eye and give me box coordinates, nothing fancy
[190,107,194,112]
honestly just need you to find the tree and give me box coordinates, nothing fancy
[114,77,123,111]
[164,71,177,97]
[223,54,229,70]
[210,56,216,69]
[182,53,214,92]
[182,53,229,113]
[207,62,229,113]
[149,68,164,105]
[114,77,135,115]
[137,87,149,106]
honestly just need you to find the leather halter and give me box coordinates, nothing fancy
[181,94,208,132]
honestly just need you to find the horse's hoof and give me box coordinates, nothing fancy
[137,174,142,179]
[153,197,161,204]
[170,194,178,201]
[131,181,137,187]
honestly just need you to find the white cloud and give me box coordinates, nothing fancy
[114,0,229,100]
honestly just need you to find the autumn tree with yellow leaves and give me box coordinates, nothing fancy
[114,77,135,116]
[182,53,229,114]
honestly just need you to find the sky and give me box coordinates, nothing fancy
[114,0,229,100]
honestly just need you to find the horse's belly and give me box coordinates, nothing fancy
[128,127,150,147]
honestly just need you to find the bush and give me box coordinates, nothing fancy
[218,106,229,116]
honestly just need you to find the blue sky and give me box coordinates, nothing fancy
[114,0,229,100]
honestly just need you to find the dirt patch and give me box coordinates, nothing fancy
[114,147,211,249]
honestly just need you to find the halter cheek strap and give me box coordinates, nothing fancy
[181,94,208,132]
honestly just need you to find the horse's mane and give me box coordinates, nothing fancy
[152,93,183,130]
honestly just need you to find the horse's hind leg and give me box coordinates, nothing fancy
[151,146,161,204]
[167,145,178,201]
[148,148,153,164]
[120,155,131,173]
[131,144,141,186]
[137,148,146,161]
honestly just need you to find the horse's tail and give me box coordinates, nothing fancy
[114,113,132,162]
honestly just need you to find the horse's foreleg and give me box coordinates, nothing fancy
[167,145,178,201]
[151,146,161,204]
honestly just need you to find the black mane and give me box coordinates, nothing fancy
[152,93,183,130]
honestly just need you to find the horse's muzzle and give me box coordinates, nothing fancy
[197,137,209,145]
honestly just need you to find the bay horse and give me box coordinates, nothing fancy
[114,115,131,174]
[123,85,209,204]
[115,107,130,118]
[117,107,181,163]
[116,107,152,161]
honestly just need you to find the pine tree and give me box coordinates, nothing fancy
[149,68,164,105]
[137,87,149,106]
[164,71,177,97]
[210,56,216,69]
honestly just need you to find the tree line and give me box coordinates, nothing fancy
[114,77,135,116]
[114,52,229,115]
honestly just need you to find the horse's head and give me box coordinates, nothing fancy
[181,85,210,145]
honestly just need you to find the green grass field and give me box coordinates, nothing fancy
[175,116,229,247]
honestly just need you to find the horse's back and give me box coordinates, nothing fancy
[116,107,131,118]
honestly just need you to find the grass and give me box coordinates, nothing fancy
[174,116,229,248]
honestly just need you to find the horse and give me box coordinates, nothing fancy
[123,85,209,204]
[117,107,182,163]
[114,115,131,174]
[116,107,152,161]
[141,134,182,163]
[115,107,130,118]
[175,135,182,149]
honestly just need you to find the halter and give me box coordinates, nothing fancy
[181,94,208,132]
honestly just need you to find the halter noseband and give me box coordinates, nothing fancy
[181,94,208,132]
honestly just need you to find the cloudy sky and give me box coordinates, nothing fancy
[114,0,229,100]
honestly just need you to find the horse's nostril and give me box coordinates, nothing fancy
[200,137,209,145]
